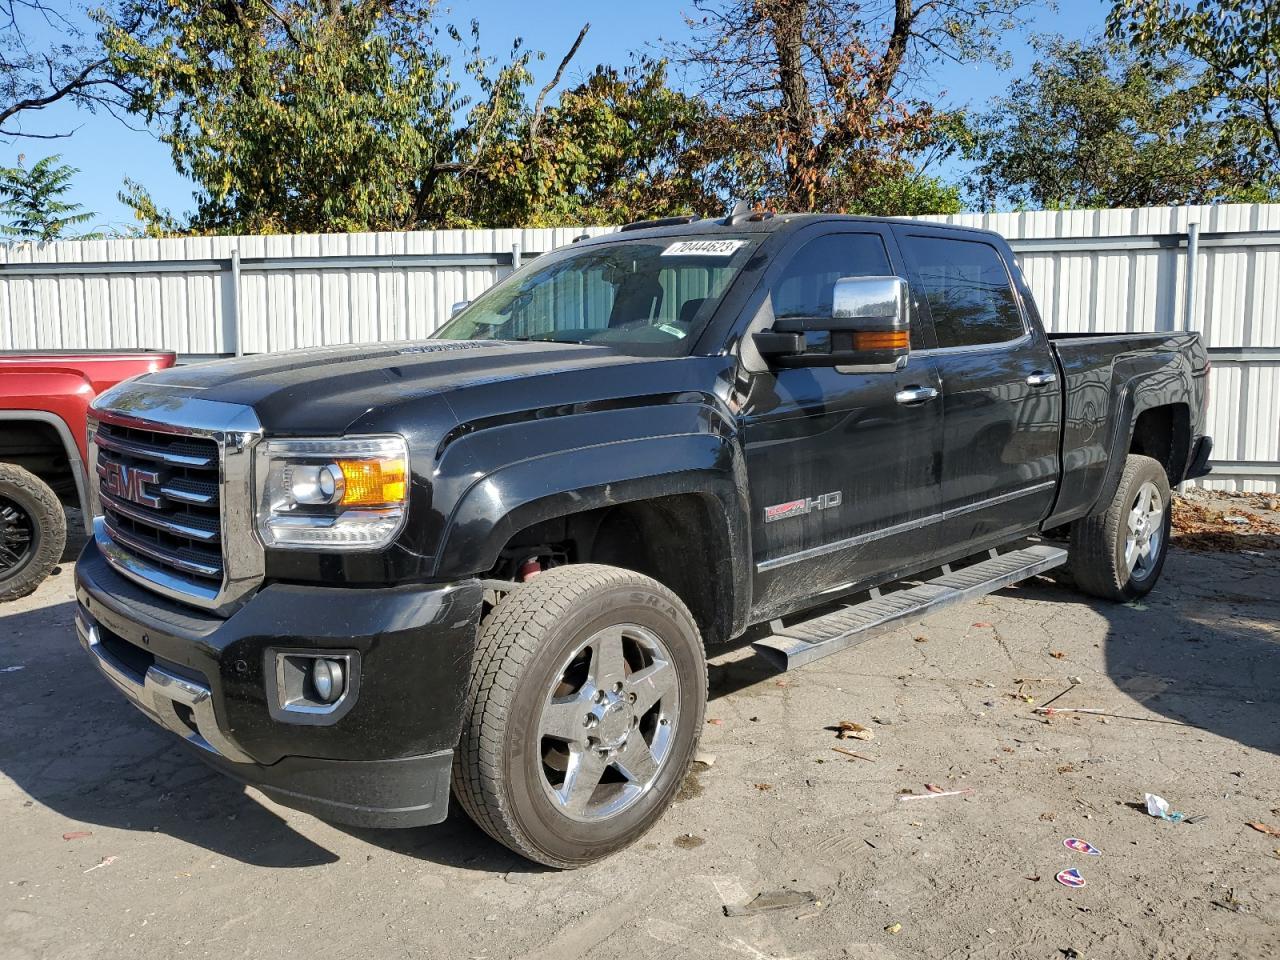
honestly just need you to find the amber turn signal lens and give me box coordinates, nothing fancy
[336,458,407,506]
[852,330,909,350]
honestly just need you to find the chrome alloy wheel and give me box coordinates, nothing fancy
[536,623,679,822]
[1124,480,1164,580]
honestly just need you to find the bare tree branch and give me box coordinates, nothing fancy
[526,21,590,152]
[0,56,108,128]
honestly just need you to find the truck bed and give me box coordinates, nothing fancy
[1047,330,1208,526]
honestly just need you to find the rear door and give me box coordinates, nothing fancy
[895,229,1061,556]
[739,226,944,618]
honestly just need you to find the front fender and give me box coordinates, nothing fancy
[431,418,752,638]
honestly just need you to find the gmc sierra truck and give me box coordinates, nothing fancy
[74,213,1211,867]
[0,349,175,600]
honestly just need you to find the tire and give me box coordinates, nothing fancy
[0,463,66,602]
[1069,454,1171,602]
[452,563,707,868]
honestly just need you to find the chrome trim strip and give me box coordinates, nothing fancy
[159,485,214,505]
[100,490,220,542]
[76,611,254,764]
[101,516,222,579]
[756,481,1057,573]
[95,430,214,468]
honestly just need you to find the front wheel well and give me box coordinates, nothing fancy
[489,494,735,645]
[0,419,78,504]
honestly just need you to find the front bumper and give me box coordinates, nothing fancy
[75,539,484,828]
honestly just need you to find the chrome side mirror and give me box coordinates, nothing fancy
[450,300,471,318]
[754,276,910,372]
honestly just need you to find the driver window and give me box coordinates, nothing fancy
[771,233,923,349]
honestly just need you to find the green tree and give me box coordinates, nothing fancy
[0,154,99,240]
[106,0,545,234]
[671,0,1025,214]
[1109,0,1280,191]
[104,0,714,233]
[965,36,1262,209]
[475,58,719,226]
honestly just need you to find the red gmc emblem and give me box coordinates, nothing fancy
[99,460,162,509]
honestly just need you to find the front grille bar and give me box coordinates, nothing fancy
[99,489,221,543]
[102,517,223,579]
[95,430,216,468]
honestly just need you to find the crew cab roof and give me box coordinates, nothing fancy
[572,213,1005,247]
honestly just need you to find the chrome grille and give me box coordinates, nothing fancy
[95,421,224,589]
[88,387,264,616]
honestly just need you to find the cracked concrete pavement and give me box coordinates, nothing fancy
[2,497,1278,960]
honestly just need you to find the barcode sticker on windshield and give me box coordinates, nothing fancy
[661,239,748,257]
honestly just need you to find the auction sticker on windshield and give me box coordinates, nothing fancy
[662,240,748,257]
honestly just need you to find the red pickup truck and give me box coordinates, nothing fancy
[1,350,176,599]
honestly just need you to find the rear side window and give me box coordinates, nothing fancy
[899,235,1025,348]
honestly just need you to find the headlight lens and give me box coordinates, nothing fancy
[256,436,409,549]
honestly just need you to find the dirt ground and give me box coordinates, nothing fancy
[2,491,1279,960]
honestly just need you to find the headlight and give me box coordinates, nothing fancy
[256,436,409,549]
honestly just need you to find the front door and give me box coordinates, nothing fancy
[739,229,944,620]
[895,229,1062,556]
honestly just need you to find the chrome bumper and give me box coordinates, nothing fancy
[75,611,253,764]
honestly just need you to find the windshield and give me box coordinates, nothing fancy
[434,235,762,356]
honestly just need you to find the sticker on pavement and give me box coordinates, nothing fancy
[1055,868,1087,888]
[661,240,748,257]
[1063,838,1101,856]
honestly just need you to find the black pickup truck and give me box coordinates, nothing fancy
[75,213,1211,867]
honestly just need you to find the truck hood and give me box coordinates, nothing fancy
[135,340,671,434]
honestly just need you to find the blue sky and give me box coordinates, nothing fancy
[5,0,1111,231]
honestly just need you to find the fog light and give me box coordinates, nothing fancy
[311,658,345,703]
[269,650,358,721]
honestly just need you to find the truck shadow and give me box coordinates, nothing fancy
[1012,542,1280,757]
[4,543,1274,873]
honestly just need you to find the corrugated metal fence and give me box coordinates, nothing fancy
[1,205,1277,490]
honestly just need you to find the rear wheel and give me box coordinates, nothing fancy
[0,463,66,601]
[452,564,706,868]
[1069,454,1171,601]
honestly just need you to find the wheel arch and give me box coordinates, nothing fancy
[432,433,752,643]
[0,410,89,531]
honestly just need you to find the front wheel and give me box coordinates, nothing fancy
[452,564,706,868]
[0,463,66,602]
[1069,454,1172,601]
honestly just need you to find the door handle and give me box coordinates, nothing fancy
[1026,370,1058,387]
[894,385,939,406]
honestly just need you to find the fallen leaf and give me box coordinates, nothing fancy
[835,721,875,741]
[1049,651,1066,660]
[1025,875,1041,882]
[1057,764,1078,774]
[62,831,92,841]
[925,783,945,793]
[754,783,772,791]
[1246,821,1280,838]
[913,635,928,643]
[885,922,902,935]
[1039,812,1056,822]
[707,718,724,726]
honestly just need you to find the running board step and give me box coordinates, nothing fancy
[751,544,1067,671]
